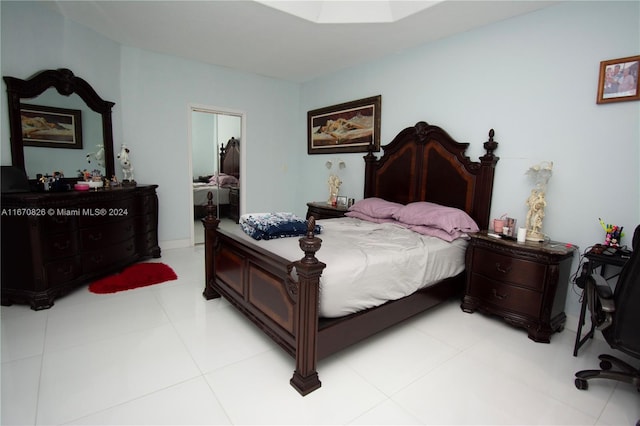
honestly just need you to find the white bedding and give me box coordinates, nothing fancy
[193,183,230,205]
[220,217,467,318]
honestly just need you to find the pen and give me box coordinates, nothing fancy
[599,218,607,231]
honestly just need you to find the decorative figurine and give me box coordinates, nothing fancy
[325,158,345,205]
[86,144,105,168]
[117,144,136,185]
[524,161,553,241]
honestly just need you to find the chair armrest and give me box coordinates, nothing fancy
[590,274,615,312]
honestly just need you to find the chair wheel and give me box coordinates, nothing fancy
[599,360,612,370]
[575,378,589,390]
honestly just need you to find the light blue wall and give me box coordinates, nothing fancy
[2,1,639,317]
[117,46,300,243]
[299,1,639,317]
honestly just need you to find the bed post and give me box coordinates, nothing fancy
[290,217,326,396]
[202,192,221,300]
[475,129,500,230]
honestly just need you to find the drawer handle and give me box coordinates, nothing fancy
[495,263,512,274]
[53,240,71,250]
[56,264,73,275]
[492,288,508,300]
[89,232,103,241]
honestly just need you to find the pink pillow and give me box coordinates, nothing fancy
[345,211,398,224]
[209,173,239,188]
[408,225,469,242]
[348,197,403,219]
[393,201,479,234]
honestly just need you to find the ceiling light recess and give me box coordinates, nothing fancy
[256,0,441,24]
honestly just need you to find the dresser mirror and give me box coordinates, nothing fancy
[3,68,115,183]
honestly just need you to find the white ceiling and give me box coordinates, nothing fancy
[49,0,558,83]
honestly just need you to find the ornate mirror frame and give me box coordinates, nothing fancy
[3,68,115,182]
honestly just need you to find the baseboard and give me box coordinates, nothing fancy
[564,313,579,333]
[159,238,192,251]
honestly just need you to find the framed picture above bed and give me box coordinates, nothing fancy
[307,95,381,154]
[596,55,640,104]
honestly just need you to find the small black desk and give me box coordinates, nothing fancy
[572,250,628,356]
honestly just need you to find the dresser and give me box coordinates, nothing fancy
[461,232,575,342]
[306,201,348,220]
[1,185,160,310]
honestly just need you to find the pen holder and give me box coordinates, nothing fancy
[604,226,623,247]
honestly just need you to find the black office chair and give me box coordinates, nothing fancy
[574,225,640,394]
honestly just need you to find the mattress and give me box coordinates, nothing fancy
[193,183,230,205]
[220,217,467,318]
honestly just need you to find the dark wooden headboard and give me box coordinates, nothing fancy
[219,137,240,179]
[363,121,499,230]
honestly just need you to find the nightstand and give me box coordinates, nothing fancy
[306,201,348,220]
[461,232,575,343]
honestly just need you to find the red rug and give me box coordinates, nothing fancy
[89,262,177,294]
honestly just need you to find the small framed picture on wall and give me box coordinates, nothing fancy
[596,55,640,104]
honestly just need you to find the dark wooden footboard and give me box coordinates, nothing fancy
[202,193,326,395]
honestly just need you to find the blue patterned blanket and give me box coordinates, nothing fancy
[240,212,322,240]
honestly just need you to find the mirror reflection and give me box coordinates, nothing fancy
[4,68,115,184]
[191,109,242,245]
[22,89,104,179]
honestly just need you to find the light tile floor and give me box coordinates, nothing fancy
[2,239,639,425]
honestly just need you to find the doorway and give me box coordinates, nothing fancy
[189,105,243,245]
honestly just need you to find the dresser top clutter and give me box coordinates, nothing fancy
[1,68,160,309]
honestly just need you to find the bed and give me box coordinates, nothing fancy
[193,137,240,219]
[202,121,499,395]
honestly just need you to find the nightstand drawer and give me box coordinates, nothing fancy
[469,274,543,318]
[471,248,546,291]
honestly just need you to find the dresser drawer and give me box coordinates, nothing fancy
[45,256,81,286]
[468,274,543,318]
[137,230,159,253]
[82,237,136,274]
[80,219,135,249]
[136,195,157,216]
[135,214,157,234]
[43,231,79,260]
[42,214,78,234]
[79,197,134,226]
[471,248,546,291]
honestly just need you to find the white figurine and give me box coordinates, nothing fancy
[524,161,553,241]
[117,144,135,181]
[86,144,105,168]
